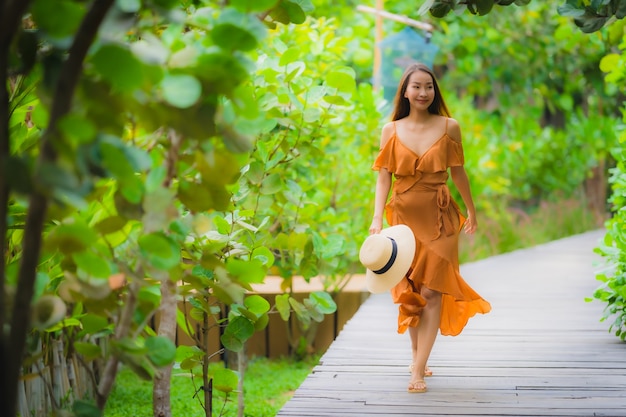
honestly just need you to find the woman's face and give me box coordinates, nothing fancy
[403,70,435,110]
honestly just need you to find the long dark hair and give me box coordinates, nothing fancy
[390,63,451,121]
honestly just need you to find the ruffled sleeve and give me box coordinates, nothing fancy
[372,136,417,177]
[372,135,396,172]
[447,137,465,167]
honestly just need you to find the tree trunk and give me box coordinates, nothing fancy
[237,346,246,417]
[153,278,177,417]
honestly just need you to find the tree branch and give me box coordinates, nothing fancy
[2,1,114,416]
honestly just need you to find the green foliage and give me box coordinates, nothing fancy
[592,29,626,340]
[421,0,625,32]
[3,0,335,416]
[104,356,319,417]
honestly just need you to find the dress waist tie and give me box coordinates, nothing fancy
[433,184,456,240]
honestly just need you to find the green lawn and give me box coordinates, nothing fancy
[104,355,319,417]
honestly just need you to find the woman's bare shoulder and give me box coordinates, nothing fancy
[445,117,462,142]
[379,121,396,148]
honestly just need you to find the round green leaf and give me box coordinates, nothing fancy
[74,342,102,361]
[91,44,144,92]
[161,74,202,108]
[260,173,284,195]
[226,259,266,284]
[252,246,275,267]
[45,222,98,254]
[146,336,177,367]
[211,9,266,52]
[74,251,112,279]
[32,0,85,38]
[310,291,337,314]
[326,67,356,93]
[212,368,239,393]
[221,316,254,352]
[244,295,270,316]
[94,216,128,235]
[138,232,181,270]
[80,313,110,334]
[600,53,620,73]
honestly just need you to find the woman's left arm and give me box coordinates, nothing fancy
[447,118,477,234]
[450,166,477,234]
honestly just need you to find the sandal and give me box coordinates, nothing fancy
[408,363,433,377]
[407,379,427,393]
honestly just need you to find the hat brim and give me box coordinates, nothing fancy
[364,224,416,294]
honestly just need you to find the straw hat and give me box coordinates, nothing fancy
[359,224,416,294]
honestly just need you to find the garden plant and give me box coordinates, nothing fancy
[2,1,626,417]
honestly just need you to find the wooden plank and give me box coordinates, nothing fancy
[279,230,626,416]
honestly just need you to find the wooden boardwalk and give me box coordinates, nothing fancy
[278,230,626,417]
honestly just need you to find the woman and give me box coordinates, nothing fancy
[368,63,491,393]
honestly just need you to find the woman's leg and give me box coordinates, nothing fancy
[409,287,442,391]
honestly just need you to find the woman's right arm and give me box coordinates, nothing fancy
[369,168,392,234]
[369,123,394,235]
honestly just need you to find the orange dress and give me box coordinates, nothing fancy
[373,120,491,336]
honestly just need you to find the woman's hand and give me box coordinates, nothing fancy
[463,213,477,235]
[369,217,383,235]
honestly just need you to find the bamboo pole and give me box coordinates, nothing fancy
[357,5,435,31]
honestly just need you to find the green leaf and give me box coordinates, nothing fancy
[212,368,239,393]
[80,314,110,334]
[90,44,144,92]
[45,222,98,254]
[310,291,337,314]
[260,173,284,195]
[279,46,301,66]
[74,342,102,360]
[289,297,310,328]
[161,74,202,108]
[557,2,586,18]
[244,294,271,316]
[220,316,254,351]
[275,293,290,321]
[178,181,216,212]
[600,53,620,73]
[326,66,356,93]
[138,232,181,270]
[175,345,203,363]
[226,259,267,283]
[270,0,307,24]
[94,216,128,235]
[146,336,177,367]
[211,9,267,52]
[252,246,275,267]
[31,0,85,38]
[74,251,112,279]
[58,113,97,145]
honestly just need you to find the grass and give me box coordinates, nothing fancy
[459,195,600,263]
[104,355,320,417]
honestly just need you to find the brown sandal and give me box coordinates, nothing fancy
[408,363,433,377]
[407,379,427,393]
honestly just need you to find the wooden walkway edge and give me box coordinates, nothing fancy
[278,230,626,417]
